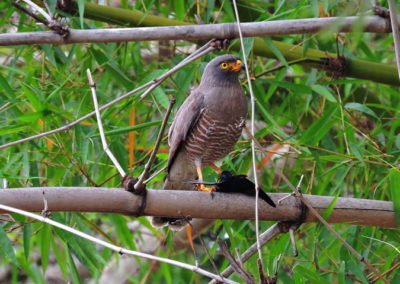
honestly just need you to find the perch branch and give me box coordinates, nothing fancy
[0,187,395,228]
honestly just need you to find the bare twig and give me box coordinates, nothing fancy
[234,248,244,270]
[388,0,400,80]
[242,127,389,283]
[209,223,284,284]
[144,165,167,184]
[140,44,216,100]
[0,203,239,284]
[134,97,175,191]
[232,0,264,273]
[41,190,48,217]
[218,239,257,284]
[289,227,298,257]
[20,0,52,21]
[11,2,49,26]
[87,69,126,177]
[198,234,221,277]
[0,42,216,150]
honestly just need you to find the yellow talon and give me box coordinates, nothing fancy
[196,184,216,195]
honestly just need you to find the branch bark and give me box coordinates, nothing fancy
[0,16,391,46]
[0,187,395,228]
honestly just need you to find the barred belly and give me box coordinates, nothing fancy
[184,110,245,166]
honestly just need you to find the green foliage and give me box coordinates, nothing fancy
[0,0,399,283]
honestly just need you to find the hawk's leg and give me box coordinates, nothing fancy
[195,166,216,195]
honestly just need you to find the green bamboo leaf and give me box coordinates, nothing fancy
[21,83,43,112]
[51,236,68,280]
[322,194,338,221]
[18,112,42,123]
[311,85,337,103]
[266,80,311,94]
[389,168,400,228]
[46,0,57,14]
[344,102,378,119]
[293,265,331,284]
[338,261,346,284]
[23,223,31,260]
[152,87,170,109]
[173,0,184,20]
[310,0,319,17]
[77,0,85,29]
[105,62,133,89]
[0,224,17,262]
[263,37,288,67]
[40,44,57,67]
[39,223,51,273]
[0,73,14,98]
[0,125,27,135]
[299,106,338,146]
[206,0,216,22]
[89,120,162,137]
[66,245,82,284]
[242,37,254,59]
[109,215,136,250]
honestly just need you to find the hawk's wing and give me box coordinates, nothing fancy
[167,89,204,171]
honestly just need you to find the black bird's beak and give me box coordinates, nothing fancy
[240,61,246,71]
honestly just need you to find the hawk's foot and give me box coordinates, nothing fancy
[196,184,216,195]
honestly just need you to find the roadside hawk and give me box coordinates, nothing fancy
[152,54,248,229]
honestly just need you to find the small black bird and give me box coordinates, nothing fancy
[215,171,276,207]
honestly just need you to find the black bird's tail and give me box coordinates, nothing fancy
[258,188,276,208]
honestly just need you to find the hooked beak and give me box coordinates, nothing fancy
[231,60,244,72]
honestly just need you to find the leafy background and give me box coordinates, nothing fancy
[0,0,399,283]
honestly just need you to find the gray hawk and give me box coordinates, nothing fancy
[152,54,247,229]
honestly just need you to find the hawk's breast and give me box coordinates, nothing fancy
[184,110,245,166]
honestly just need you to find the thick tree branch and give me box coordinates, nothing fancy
[0,187,395,228]
[0,16,391,46]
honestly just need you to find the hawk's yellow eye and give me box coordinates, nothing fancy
[220,62,228,69]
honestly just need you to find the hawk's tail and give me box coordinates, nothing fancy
[151,151,197,230]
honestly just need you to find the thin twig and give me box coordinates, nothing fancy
[209,223,284,284]
[0,203,238,284]
[388,0,400,80]
[198,235,221,277]
[42,0,53,19]
[232,0,264,271]
[144,165,167,184]
[140,45,216,100]
[242,127,389,283]
[0,42,216,150]
[218,239,257,284]
[11,2,49,26]
[87,69,126,177]
[20,0,52,21]
[134,97,175,191]
[234,248,244,270]
[333,85,350,155]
